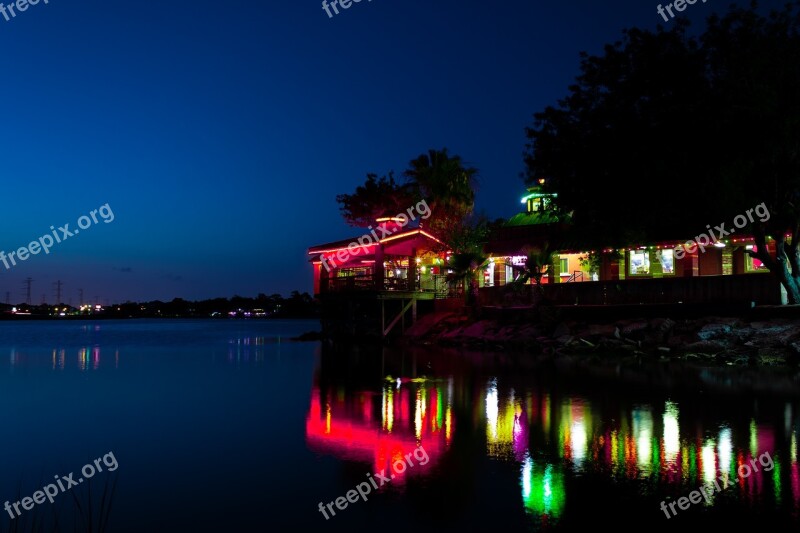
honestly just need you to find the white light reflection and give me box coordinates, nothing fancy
[633,407,653,472]
[486,379,499,441]
[702,438,717,485]
[718,427,733,477]
[663,402,680,466]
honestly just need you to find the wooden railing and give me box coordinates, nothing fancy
[320,275,376,293]
[478,273,782,307]
[565,271,584,283]
[320,274,455,298]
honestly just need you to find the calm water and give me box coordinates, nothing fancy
[0,319,797,532]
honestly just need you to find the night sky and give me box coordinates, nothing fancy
[0,0,782,303]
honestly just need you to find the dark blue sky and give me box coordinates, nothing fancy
[0,0,781,303]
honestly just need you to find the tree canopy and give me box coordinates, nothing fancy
[524,1,800,301]
[336,148,479,248]
[335,171,415,228]
[403,148,478,240]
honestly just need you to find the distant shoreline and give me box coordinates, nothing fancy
[0,314,320,321]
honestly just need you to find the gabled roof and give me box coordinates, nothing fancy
[308,228,445,261]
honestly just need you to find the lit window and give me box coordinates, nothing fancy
[629,249,674,276]
[659,249,675,274]
[745,245,767,272]
[484,261,495,287]
[629,250,650,275]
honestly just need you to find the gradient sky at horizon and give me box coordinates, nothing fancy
[0,0,783,303]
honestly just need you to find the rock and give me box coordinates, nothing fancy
[685,340,730,352]
[697,323,732,341]
[459,321,490,339]
[750,320,789,330]
[588,324,617,337]
[751,325,795,347]
[619,320,649,336]
[650,318,676,332]
[556,335,574,345]
[598,338,625,349]
[776,325,800,345]
[667,334,693,348]
[551,322,570,339]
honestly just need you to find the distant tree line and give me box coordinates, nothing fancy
[1,291,319,319]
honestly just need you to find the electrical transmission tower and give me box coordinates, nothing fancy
[53,280,63,305]
[22,278,33,305]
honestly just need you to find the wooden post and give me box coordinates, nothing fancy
[375,245,385,290]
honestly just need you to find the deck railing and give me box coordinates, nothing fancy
[478,273,782,306]
[320,274,454,298]
[565,271,584,283]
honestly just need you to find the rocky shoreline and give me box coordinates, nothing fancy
[404,308,800,368]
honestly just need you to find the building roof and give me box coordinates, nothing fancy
[504,210,560,227]
[308,228,445,263]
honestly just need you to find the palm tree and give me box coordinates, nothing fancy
[404,148,478,245]
[509,243,555,298]
[442,215,493,307]
[446,251,489,307]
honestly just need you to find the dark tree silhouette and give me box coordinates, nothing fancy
[335,172,415,228]
[524,2,800,302]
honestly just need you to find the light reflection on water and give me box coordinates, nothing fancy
[0,320,796,531]
[9,336,276,371]
[306,348,800,530]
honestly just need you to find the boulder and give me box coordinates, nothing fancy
[697,323,733,341]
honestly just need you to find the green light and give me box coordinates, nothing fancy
[520,192,558,203]
[652,436,660,476]
[436,383,444,431]
[521,457,566,519]
[688,443,697,481]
